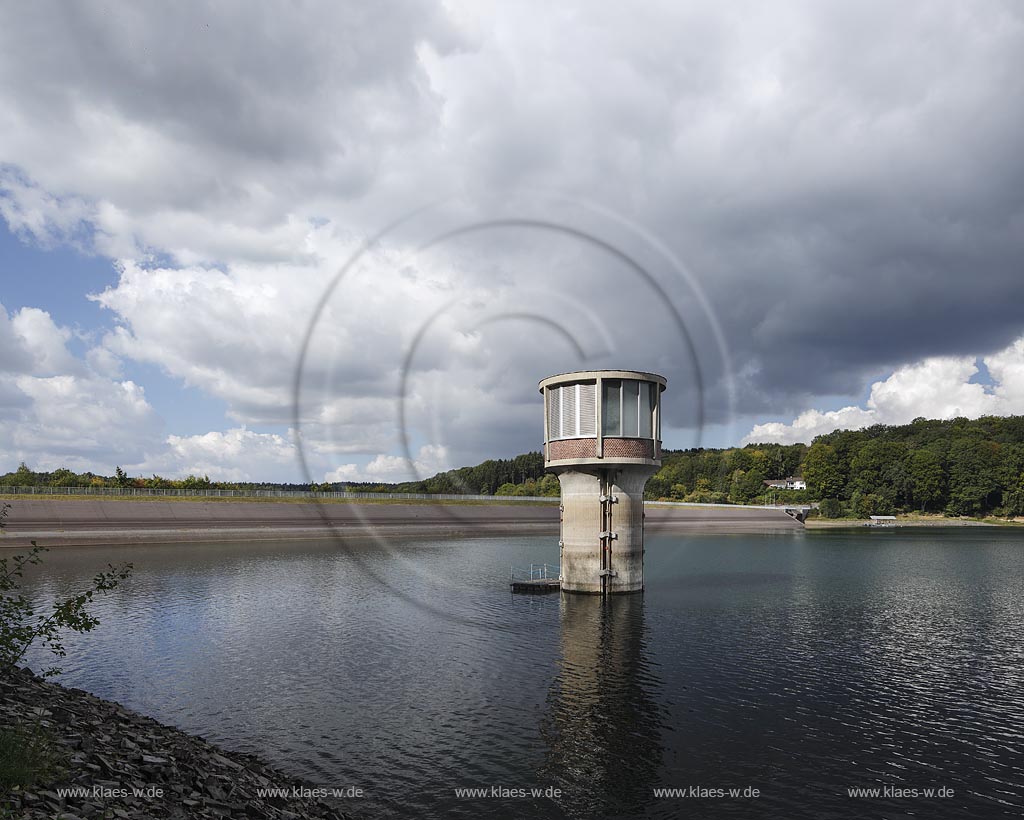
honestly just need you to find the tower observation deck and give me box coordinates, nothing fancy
[539,370,667,594]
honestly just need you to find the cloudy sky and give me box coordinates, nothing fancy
[1,1,1023,483]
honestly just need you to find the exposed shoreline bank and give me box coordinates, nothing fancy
[0,498,804,548]
[1,666,353,820]
[805,517,1005,529]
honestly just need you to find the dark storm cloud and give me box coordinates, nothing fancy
[623,1,1024,416]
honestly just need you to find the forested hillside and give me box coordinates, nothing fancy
[656,416,1024,517]
[799,416,1024,518]
[492,416,1024,517]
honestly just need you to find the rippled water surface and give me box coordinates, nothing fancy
[15,528,1024,818]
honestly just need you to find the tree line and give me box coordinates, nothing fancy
[0,463,309,493]
[435,415,1024,518]
[359,452,553,496]
[4,415,1024,518]
[0,453,553,497]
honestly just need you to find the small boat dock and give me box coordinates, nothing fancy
[510,563,561,593]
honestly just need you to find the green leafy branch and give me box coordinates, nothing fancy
[0,503,132,677]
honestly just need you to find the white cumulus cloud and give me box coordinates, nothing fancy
[325,444,450,484]
[743,335,1024,445]
[151,428,297,483]
[0,302,162,471]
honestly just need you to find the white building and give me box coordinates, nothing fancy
[764,476,806,491]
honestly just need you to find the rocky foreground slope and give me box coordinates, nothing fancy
[1,666,354,820]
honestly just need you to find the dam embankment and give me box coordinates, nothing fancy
[0,497,802,548]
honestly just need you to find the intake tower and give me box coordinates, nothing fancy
[539,370,666,594]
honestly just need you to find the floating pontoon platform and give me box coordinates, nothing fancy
[510,563,561,594]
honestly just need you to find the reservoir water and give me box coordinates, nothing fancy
[17,528,1024,818]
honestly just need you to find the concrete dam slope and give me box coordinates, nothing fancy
[644,504,805,533]
[0,498,802,547]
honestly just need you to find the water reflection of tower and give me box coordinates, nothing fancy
[539,595,664,817]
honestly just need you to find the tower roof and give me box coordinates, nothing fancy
[538,370,667,393]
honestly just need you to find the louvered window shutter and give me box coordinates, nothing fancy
[578,383,596,436]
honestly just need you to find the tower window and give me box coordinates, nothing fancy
[601,379,656,438]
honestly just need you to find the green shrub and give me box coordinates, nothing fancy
[819,498,844,518]
[0,723,66,792]
[1,503,132,677]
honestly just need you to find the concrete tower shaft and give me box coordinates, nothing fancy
[539,370,666,595]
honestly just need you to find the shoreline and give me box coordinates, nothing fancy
[0,523,561,549]
[1,666,353,820]
[805,516,1006,529]
[1,497,1011,547]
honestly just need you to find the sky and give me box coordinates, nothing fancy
[1,0,1023,483]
